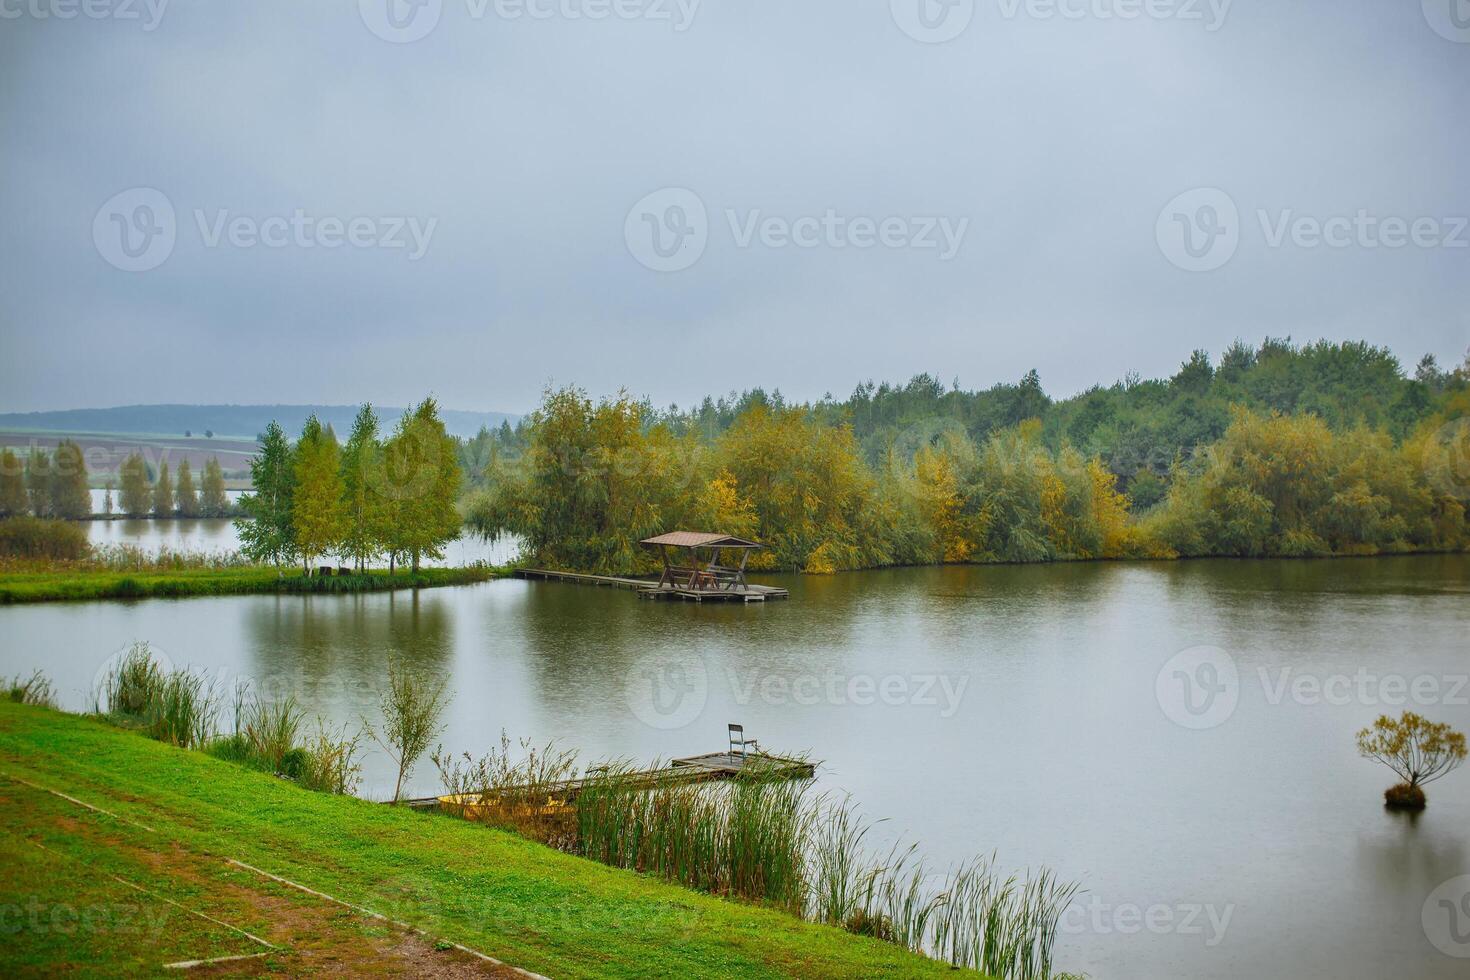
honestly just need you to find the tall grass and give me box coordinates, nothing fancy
[433,731,582,847]
[240,693,304,772]
[451,741,1079,978]
[5,669,57,708]
[90,543,250,571]
[99,642,163,715]
[205,682,361,794]
[809,795,877,926]
[297,720,367,795]
[576,763,811,908]
[96,642,218,749]
[931,858,1078,980]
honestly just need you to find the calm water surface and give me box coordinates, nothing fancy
[3,555,1467,979]
[80,492,517,566]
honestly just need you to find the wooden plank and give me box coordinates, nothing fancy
[519,568,789,602]
[429,751,814,808]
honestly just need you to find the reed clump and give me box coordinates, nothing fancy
[296,721,367,796]
[5,669,57,708]
[209,680,364,795]
[96,641,218,749]
[94,646,363,796]
[443,741,1079,979]
[433,731,582,848]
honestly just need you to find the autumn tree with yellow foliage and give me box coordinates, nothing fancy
[466,369,1469,575]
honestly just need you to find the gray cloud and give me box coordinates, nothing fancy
[1,0,1466,414]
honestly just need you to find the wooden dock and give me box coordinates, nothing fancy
[517,568,788,602]
[406,751,814,812]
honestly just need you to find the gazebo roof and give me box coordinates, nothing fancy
[639,531,763,549]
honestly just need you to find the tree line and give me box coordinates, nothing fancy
[464,345,1470,574]
[0,443,90,519]
[236,399,462,575]
[116,454,231,518]
[0,443,230,520]
[460,338,1466,505]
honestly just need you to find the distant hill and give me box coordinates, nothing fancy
[0,404,519,441]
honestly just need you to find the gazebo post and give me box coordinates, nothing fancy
[637,532,766,596]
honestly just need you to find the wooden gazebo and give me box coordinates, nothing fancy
[640,531,764,594]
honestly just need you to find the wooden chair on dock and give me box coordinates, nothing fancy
[728,724,760,759]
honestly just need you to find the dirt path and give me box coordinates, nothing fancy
[0,777,534,978]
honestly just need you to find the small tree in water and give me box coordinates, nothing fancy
[371,656,448,804]
[1356,711,1466,810]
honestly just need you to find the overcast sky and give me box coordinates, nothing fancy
[1,1,1467,415]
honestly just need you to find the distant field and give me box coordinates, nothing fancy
[0,403,516,441]
[0,429,257,482]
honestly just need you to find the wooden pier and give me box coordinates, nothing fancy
[517,568,788,602]
[408,751,814,813]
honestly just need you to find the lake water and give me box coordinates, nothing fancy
[80,492,519,567]
[2,555,1467,978]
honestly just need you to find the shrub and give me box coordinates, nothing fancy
[371,656,448,803]
[1357,711,1467,808]
[206,732,253,765]
[279,747,309,781]
[0,517,89,560]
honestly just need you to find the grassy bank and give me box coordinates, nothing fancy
[0,702,966,978]
[0,564,504,604]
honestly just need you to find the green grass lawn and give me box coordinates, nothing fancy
[0,703,969,978]
[0,565,502,604]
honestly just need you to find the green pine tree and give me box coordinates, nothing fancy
[0,449,28,517]
[201,458,228,517]
[152,460,174,516]
[103,480,114,516]
[237,422,297,569]
[49,440,91,520]
[176,460,199,518]
[119,453,151,518]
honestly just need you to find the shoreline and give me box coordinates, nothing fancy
[4,546,1464,605]
[0,564,508,604]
